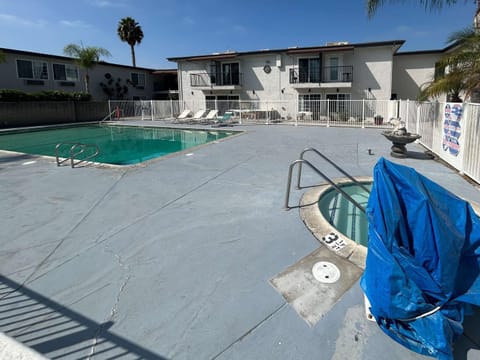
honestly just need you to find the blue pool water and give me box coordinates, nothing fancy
[0,124,236,165]
[318,182,372,246]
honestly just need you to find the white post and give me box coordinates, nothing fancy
[362,99,365,128]
[405,99,410,130]
[150,100,154,121]
[108,100,112,121]
[327,99,330,128]
[170,99,173,118]
[416,102,420,135]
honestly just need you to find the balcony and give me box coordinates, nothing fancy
[190,72,243,90]
[289,66,353,88]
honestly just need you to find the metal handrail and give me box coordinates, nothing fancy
[297,147,371,194]
[100,109,118,122]
[55,142,100,168]
[285,159,367,212]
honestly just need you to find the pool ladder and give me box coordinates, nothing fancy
[55,143,100,168]
[285,147,370,212]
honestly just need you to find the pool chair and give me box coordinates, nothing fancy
[187,109,208,123]
[212,112,234,127]
[202,109,219,123]
[174,109,192,122]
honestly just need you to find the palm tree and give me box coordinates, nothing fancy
[418,69,466,101]
[117,17,144,67]
[418,27,480,101]
[63,43,111,93]
[366,0,468,18]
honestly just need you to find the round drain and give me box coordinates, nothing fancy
[312,261,341,283]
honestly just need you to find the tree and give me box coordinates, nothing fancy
[0,50,6,63]
[117,17,144,67]
[420,27,480,101]
[63,43,111,93]
[366,0,469,17]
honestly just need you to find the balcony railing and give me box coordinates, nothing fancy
[289,66,353,84]
[190,72,243,87]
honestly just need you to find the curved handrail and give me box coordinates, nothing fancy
[285,159,366,213]
[70,143,100,168]
[55,142,100,168]
[297,147,371,194]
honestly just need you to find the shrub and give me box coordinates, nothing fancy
[0,89,91,102]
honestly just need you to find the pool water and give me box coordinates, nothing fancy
[0,125,235,165]
[318,182,372,246]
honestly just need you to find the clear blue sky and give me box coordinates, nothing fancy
[0,0,476,69]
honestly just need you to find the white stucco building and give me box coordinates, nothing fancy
[167,40,453,121]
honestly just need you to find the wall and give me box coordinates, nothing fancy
[392,52,441,100]
[350,46,394,100]
[0,101,109,128]
[0,50,157,101]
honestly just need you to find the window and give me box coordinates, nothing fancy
[298,58,321,83]
[221,63,240,85]
[16,59,48,79]
[131,73,146,88]
[329,57,339,81]
[53,63,79,81]
[326,93,351,113]
[298,94,321,112]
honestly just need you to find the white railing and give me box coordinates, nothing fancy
[107,99,480,184]
[412,100,480,184]
[108,99,394,127]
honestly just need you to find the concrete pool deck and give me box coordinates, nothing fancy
[1,122,480,359]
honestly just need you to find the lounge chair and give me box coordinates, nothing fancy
[212,111,234,127]
[202,110,219,123]
[175,109,192,122]
[187,110,208,123]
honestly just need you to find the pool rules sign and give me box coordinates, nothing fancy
[440,103,463,169]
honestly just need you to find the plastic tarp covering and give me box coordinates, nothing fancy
[361,158,480,359]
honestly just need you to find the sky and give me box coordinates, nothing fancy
[0,0,476,69]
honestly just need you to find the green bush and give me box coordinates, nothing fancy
[0,89,91,102]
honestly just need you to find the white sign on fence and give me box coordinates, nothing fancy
[439,102,463,169]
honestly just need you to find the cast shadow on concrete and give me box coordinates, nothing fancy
[0,275,168,359]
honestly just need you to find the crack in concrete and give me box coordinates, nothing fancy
[210,302,287,360]
[87,274,131,360]
[14,171,129,289]
[18,154,255,289]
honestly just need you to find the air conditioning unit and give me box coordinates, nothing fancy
[325,41,349,46]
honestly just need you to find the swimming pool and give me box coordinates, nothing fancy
[0,124,236,165]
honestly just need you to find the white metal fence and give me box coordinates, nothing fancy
[108,99,394,127]
[402,100,480,184]
[107,99,480,184]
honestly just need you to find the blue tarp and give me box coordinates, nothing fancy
[360,158,480,359]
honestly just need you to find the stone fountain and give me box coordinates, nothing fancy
[382,118,421,158]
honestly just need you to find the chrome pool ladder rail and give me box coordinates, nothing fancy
[100,109,118,122]
[297,147,371,194]
[55,142,100,168]
[285,147,370,212]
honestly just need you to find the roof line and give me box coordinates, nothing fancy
[0,47,172,72]
[167,40,406,61]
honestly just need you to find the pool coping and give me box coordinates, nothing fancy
[300,177,371,270]
[300,177,480,271]
[0,122,245,169]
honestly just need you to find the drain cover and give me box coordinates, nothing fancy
[312,261,341,283]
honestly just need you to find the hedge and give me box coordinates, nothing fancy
[0,89,92,102]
